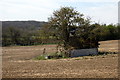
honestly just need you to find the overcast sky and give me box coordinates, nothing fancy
[0,0,119,24]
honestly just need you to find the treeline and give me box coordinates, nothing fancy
[2,21,47,46]
[2,26,41,46]
[2,22,120,46]
[90,24,120,41]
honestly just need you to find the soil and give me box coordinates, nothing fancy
[2,41,118,78]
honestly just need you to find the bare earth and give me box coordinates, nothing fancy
[2,44,118,78]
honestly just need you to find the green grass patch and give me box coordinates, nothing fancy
[34,52,69,60]
[34,55,47,60]
[34,51,117,60]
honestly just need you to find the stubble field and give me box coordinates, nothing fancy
[2,41,118,78]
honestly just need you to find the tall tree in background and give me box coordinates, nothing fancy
[46,7,99,54]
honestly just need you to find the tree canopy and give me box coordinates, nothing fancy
[45,7,100,50]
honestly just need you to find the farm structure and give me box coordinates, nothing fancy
[70,48,98,57]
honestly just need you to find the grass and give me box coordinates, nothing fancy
[34,55,47,60]
[34,51,117,60]
[34,52,69,60]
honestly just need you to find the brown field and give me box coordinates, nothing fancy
[98,40,119,53]
[2,40,119,78]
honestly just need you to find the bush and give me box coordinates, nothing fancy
[47,52,68,59]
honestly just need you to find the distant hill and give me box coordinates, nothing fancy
[2,21,47,30]
[2,21,48,46]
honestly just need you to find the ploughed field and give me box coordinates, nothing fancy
[2,41,118,78]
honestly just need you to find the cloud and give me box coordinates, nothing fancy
[0,0,118,24]
[0,0,61,21]
[62,0,119,2]
[81,3,118,24]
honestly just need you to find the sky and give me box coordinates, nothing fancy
[0,0,119,24]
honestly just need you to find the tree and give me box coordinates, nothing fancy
[2,27,21,46]
[46,7,98,54]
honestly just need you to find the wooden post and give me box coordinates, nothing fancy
[43,48,46,55]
